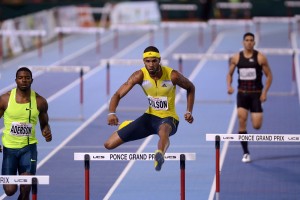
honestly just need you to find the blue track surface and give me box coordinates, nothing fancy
[0,22,299,200]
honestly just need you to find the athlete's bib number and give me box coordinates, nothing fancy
[10,122,32,136]
[239,68,256,80]
[147,96,168,110]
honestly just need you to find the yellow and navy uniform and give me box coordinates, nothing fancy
[141,66,179,121]
[3,88,39,148]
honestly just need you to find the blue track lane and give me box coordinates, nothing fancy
[0,23,299,200]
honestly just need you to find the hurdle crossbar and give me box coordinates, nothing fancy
[160,3,197,11]
[173,48,296,61]
[173,53,231,61]
[285,1,300,7]
[0,175,49,185]
[208,19,253,26]
[253,17,295,23]
[160,22,207,28]
[74,152,196,161]
[27,65,91,73]
[0,30,46,36]
[206,133,300,142]
[216,2,252,9]
[55,27,105,34]
[110,24,159,31]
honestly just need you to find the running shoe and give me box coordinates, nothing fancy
[154,150,164,171]
[242,153,251,163]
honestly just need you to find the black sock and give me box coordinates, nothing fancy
[239,131,249,154]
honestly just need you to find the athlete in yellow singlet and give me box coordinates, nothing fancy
[0,67,52,200]
[105,46,195,171]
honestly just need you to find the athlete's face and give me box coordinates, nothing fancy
[15,71,33,91]
[243,35,255,50]
[143,57,161,76]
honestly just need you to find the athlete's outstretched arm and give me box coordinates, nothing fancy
[171,70,195,123]
[108,70,143,126]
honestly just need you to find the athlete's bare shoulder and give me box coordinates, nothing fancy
[0,91,11,111]
[128,69,143,85]
[35,92,48,112]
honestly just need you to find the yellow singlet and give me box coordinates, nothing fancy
[2,88,39,148]
[141,66,179,121]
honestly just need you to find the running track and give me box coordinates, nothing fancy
[0,21,299,200]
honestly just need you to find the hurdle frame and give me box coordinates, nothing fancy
[206,133,300,200]
[0,175,49,200]
[74,152,196,200]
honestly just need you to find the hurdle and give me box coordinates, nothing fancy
[173,47,297,97]
[208,19,254,42]
[54,27,105,54]
[110,24,159,50]
[0,29,46,59]
[160,22,207,48]
[206,133,300,200]
[27,65,91,121]
[160,3,198,21]
[285,1,300,17]
[253,17,295,44]
[215,2,252,19]
[74,152,196,200]
[0,175,49,200]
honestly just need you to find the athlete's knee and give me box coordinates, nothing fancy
[252,120,262,129]
[104,132,124,150]
[104,141,116,150]
[4,186,17,196]
[253,123,262,130]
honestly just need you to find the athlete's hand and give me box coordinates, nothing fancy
[260,92,267,102]
[184,112,194,124]
[42,128,52,142]
[227,86,234,94]
[107,114,119,126]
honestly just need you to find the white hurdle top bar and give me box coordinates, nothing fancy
[27,65,91,73]
[206,133,300,142]
[74,152,196,161]
[0,175,49,185]
[55,27,105,34]
[0,30,46,36]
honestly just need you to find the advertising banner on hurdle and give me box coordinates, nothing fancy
[74,152,196,161]
[206,133,300,142]
[0,175,49,185]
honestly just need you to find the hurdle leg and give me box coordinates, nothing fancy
[180,154,185,200]
[215,135,220,200]
[80,68,84,120]
[32,177,38,200]
[84,154,90,200]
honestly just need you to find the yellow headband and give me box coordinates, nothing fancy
[143,51,161,59]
